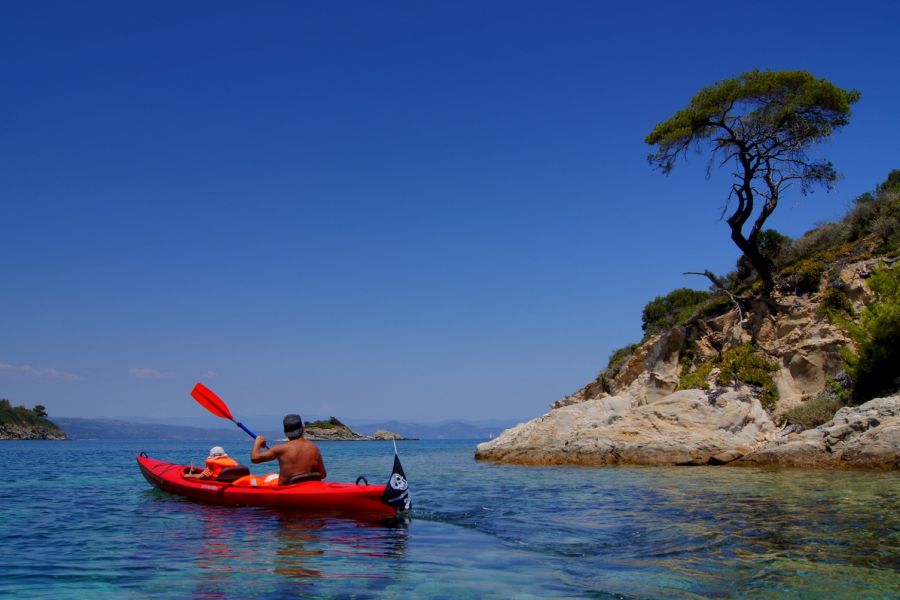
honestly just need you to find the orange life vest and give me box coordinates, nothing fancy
[232,473,280,487]
[203,455,238,479]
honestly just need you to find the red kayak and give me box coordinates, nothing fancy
[137,453,407,517]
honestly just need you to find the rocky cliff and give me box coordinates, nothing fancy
[0,422,68,440]
[476,254,899,469]
[0,399,68,440]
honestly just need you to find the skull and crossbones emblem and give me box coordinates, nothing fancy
[390,473,408,491]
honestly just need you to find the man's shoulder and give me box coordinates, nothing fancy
[295,438,321,452]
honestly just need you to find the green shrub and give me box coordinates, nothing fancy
[790,223,849,264]
[821,286,852,313]
[781,257,826,295]
[679,361,713,391]
[840,170,900,252]
[820,286,854,325]
[849,265,900,403]
[778,240,873,296]
[783,376,851,429]
[877,169,900,194]
[642,288,711,334]
[868,262,900,301]
[716,343,780,409]
[606,344,637,371]
[692,294,734,321]
[676,343,779,408]
[0,399,55,427]
[305,416,347,429]
[783,395,845,429]
[597,343,639,392]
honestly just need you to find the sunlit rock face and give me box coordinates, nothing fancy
[475,389,776,466]
[736,396,900,469]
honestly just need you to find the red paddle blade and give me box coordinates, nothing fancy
[190,382,233,420]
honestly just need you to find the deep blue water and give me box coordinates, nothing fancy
[1,439,898,598]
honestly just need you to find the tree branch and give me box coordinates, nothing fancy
[684,270,744,322]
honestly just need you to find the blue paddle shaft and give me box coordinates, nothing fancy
[235,420,257,439]
[234,420,268,449]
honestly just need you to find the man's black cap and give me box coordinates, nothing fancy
[284,414,303,439]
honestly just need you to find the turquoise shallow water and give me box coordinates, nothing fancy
[0,439,897,598]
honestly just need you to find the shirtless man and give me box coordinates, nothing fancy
[250,414,327,485]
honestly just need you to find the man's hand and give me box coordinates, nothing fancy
[251,435,276,464]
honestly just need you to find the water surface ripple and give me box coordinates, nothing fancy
[1,439,897,598]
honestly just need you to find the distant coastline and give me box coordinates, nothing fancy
[50,416,501,441]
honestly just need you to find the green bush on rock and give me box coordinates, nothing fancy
[716,344,779,409]
[678,344,779,409]
[783,395,844,430]
[679,361,713,391]
[598,343,639,392]
[642,288,711,335]
[848,264,900,403]
[783,375,852,429]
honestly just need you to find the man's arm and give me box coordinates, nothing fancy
[251,436,279,464]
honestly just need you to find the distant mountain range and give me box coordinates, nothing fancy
[51,416,522,441]
[53,418,252,441]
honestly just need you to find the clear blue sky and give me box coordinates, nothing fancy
[2,1,898,423]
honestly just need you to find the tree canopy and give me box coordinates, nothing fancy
[645,70,860,296]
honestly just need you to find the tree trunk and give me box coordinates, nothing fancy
[728,223,775,297]
[727,157,775,298]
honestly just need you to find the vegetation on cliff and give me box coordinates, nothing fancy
[594,169,900,427]
[679,343,779,409]
[305,417,349,430]
[845,264,900,403]
[1,399,53,427]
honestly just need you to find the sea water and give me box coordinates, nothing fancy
[0,439,897,598]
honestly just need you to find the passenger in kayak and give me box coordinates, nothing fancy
[185,446,238,479]
[250,414,328,485]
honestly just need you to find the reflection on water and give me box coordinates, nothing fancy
[180,502,410,598]
[272,515,326,580]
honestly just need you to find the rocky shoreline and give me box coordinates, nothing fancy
[475,393,899,469]
[476,253,900,470]
[0,423,68,441]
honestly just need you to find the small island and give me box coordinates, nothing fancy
[0,399,68,440]
[304,417,409,441]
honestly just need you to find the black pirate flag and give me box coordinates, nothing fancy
[381,450,411,512]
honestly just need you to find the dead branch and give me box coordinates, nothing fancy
[684,270,744,322]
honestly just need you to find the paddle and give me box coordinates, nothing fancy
[190,382,266,446]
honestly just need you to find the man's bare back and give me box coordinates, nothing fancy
[251,436,327,485]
